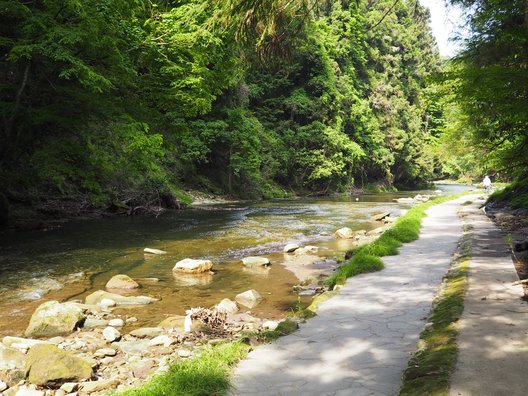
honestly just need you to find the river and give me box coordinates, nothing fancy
[0,184,474,336]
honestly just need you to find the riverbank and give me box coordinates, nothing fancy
[231,195,473,395]
[0,192,446,395]
[1,182,455,232]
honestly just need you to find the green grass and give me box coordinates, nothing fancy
[116,319,300,396]
[399,224,472,395]
[117,342,250,396]
[242,319,300,343]
[325,194,467,288]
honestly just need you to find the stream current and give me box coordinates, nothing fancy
[0,184,473,336]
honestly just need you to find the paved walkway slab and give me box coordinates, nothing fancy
[450,199,528,396]
[232,196,470,396]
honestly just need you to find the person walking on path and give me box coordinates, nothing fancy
[483,175,492,193]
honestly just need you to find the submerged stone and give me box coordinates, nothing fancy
[241,256,271,267]
[105,274,139,290]
[85,290,157,306]
[143,248,167,255]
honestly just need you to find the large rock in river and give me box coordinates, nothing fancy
[0,344,27,386]
[334,227,354,239]
[105,274,139,290]
[241,257,270,267]
[25,344,92,387]
[173,258,213,274]
[235,290,263,309]
[25,301,85,338]
[85,290,157,306]
[216,298,239,314]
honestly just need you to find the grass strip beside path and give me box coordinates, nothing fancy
[399,223,472,395]
[325,194,467,288]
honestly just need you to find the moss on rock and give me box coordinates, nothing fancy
[25,344,93,387]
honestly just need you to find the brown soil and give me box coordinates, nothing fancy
[486,208,528,297]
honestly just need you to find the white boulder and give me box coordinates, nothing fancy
[173,258,213,274]
[102,327,121,342]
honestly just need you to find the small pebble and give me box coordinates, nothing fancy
[178,349,192,358]
[100,298,117,307]
[103,326,121,342]
[108,318,124,327]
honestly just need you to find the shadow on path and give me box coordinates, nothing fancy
[232,197,472,396]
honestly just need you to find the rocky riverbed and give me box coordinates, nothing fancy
[0,202,431,395]
[0,235,375,395]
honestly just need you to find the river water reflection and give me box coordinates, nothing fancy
[0,184,474,336]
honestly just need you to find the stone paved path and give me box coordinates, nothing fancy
[450,198,528,396]
[232,196,472,396]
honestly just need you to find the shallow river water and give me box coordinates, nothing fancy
[0,184,473,336]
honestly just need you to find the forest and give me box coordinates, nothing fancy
[0,0,527,222]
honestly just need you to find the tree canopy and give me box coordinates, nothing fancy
[1,0,448,216]
[436,0,528,181]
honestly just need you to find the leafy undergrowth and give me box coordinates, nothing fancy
[325,193,466,288]
[399,224,471,395]
[488,176,528,209]
[117,341,249,396]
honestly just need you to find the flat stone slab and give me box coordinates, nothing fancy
[85,290,157,306]
[232,196,471,395]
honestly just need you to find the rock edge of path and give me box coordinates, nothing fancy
[232,196,473,396]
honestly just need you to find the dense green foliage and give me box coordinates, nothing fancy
[488,176,528,209]
[433,0,528,184]
[0,0,441,219]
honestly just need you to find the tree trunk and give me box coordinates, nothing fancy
[1,62,30,164]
